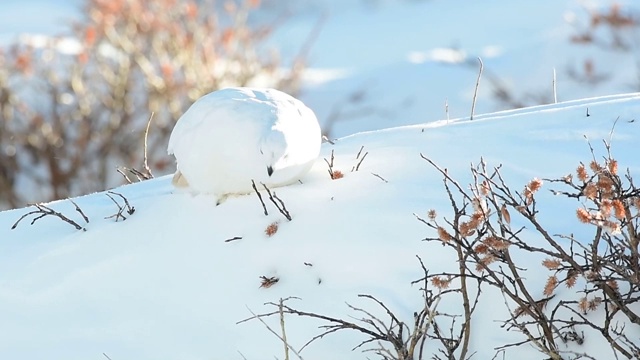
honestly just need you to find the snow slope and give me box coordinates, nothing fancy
[0,93,638,359]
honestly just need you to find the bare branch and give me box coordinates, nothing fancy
[244,305,304,360]
[12,202,87,231]
[252,180,268,216]
[261,183,292,221]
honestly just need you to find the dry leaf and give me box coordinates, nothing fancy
[259,276,279,288]
[501,203,511,225]
[543,275,558,296]
[577,163,588,182]
[265,222,279,237]
[542,258,561,270]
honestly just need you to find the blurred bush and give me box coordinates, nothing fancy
[0,0,304,210]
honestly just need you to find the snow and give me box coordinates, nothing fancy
[1,0,640,359]
[1,93,639,359]
[167,88,321,200]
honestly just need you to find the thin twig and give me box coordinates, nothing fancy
[252,180,268,216]
[324,149,336,179]
[116,167,134,184]
[108,191,135,215]
[244,306,305,360]
[470,57,484,120]
[371,173,388,183]
[261,183,292,221]
[104,193,127,222]
[12,203,86,231]
[104,191,134,222]
[445,98,450,122]
[553,68,558,104]
[224,236,242,243]
[279,298,290,360]
[69,199,89,223]
[352,151,368,172]
[143,112,155,178]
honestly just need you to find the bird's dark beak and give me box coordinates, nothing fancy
[267,166,274,176]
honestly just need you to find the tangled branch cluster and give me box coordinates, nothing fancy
[417,140,640,359]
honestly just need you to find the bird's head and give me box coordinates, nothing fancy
[260,131,288,177]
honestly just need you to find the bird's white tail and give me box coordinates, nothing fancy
[172,170,190,188]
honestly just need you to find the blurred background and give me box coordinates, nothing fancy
[0,0,638,210]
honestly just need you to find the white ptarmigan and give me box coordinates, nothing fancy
[167,87,321,202]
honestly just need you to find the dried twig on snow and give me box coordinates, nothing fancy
[116,113,156,184]
[470,57,484,120]
[351,146,369,172]
[12,201,88,231]
[251,180,268,216]
[259,276,280,289]
[104,191,135,222]
[69,199,90,224]
[324,149,344,180]
[371,173,388,183]
[242,298,304,360]
[224,236,242,243]
[261,183,292,221]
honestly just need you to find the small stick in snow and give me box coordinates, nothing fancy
[251,180,268,216]
[117,166,151,183]
[261,183,292,221]
[351,146,368,172]
[241,303,304,360]
[142,112,155,179]
[224,236,242,243]
[104,191,135,222]
[470,57,484,120]
[324,149,343,179]
[103,353,113,360]
[12,202,87,231]
[552,68,557,104]
[143,112,155,180]
[69,199,90,224]
[278,298,291,360]
[108,191,135,215]
[445,97,450,123]
[115,114,155,184]
[354,152,368,171]
[371,172,388,183]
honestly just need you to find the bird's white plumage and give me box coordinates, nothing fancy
[167,87,321,200]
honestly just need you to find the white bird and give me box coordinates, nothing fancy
[167,87,321,203]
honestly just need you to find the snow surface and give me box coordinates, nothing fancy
[0,93,639,359]
[1,1,640,358]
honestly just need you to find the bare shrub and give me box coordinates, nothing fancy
[241,256,478,359]
[417,136,640,359]
[0,0,307,210]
